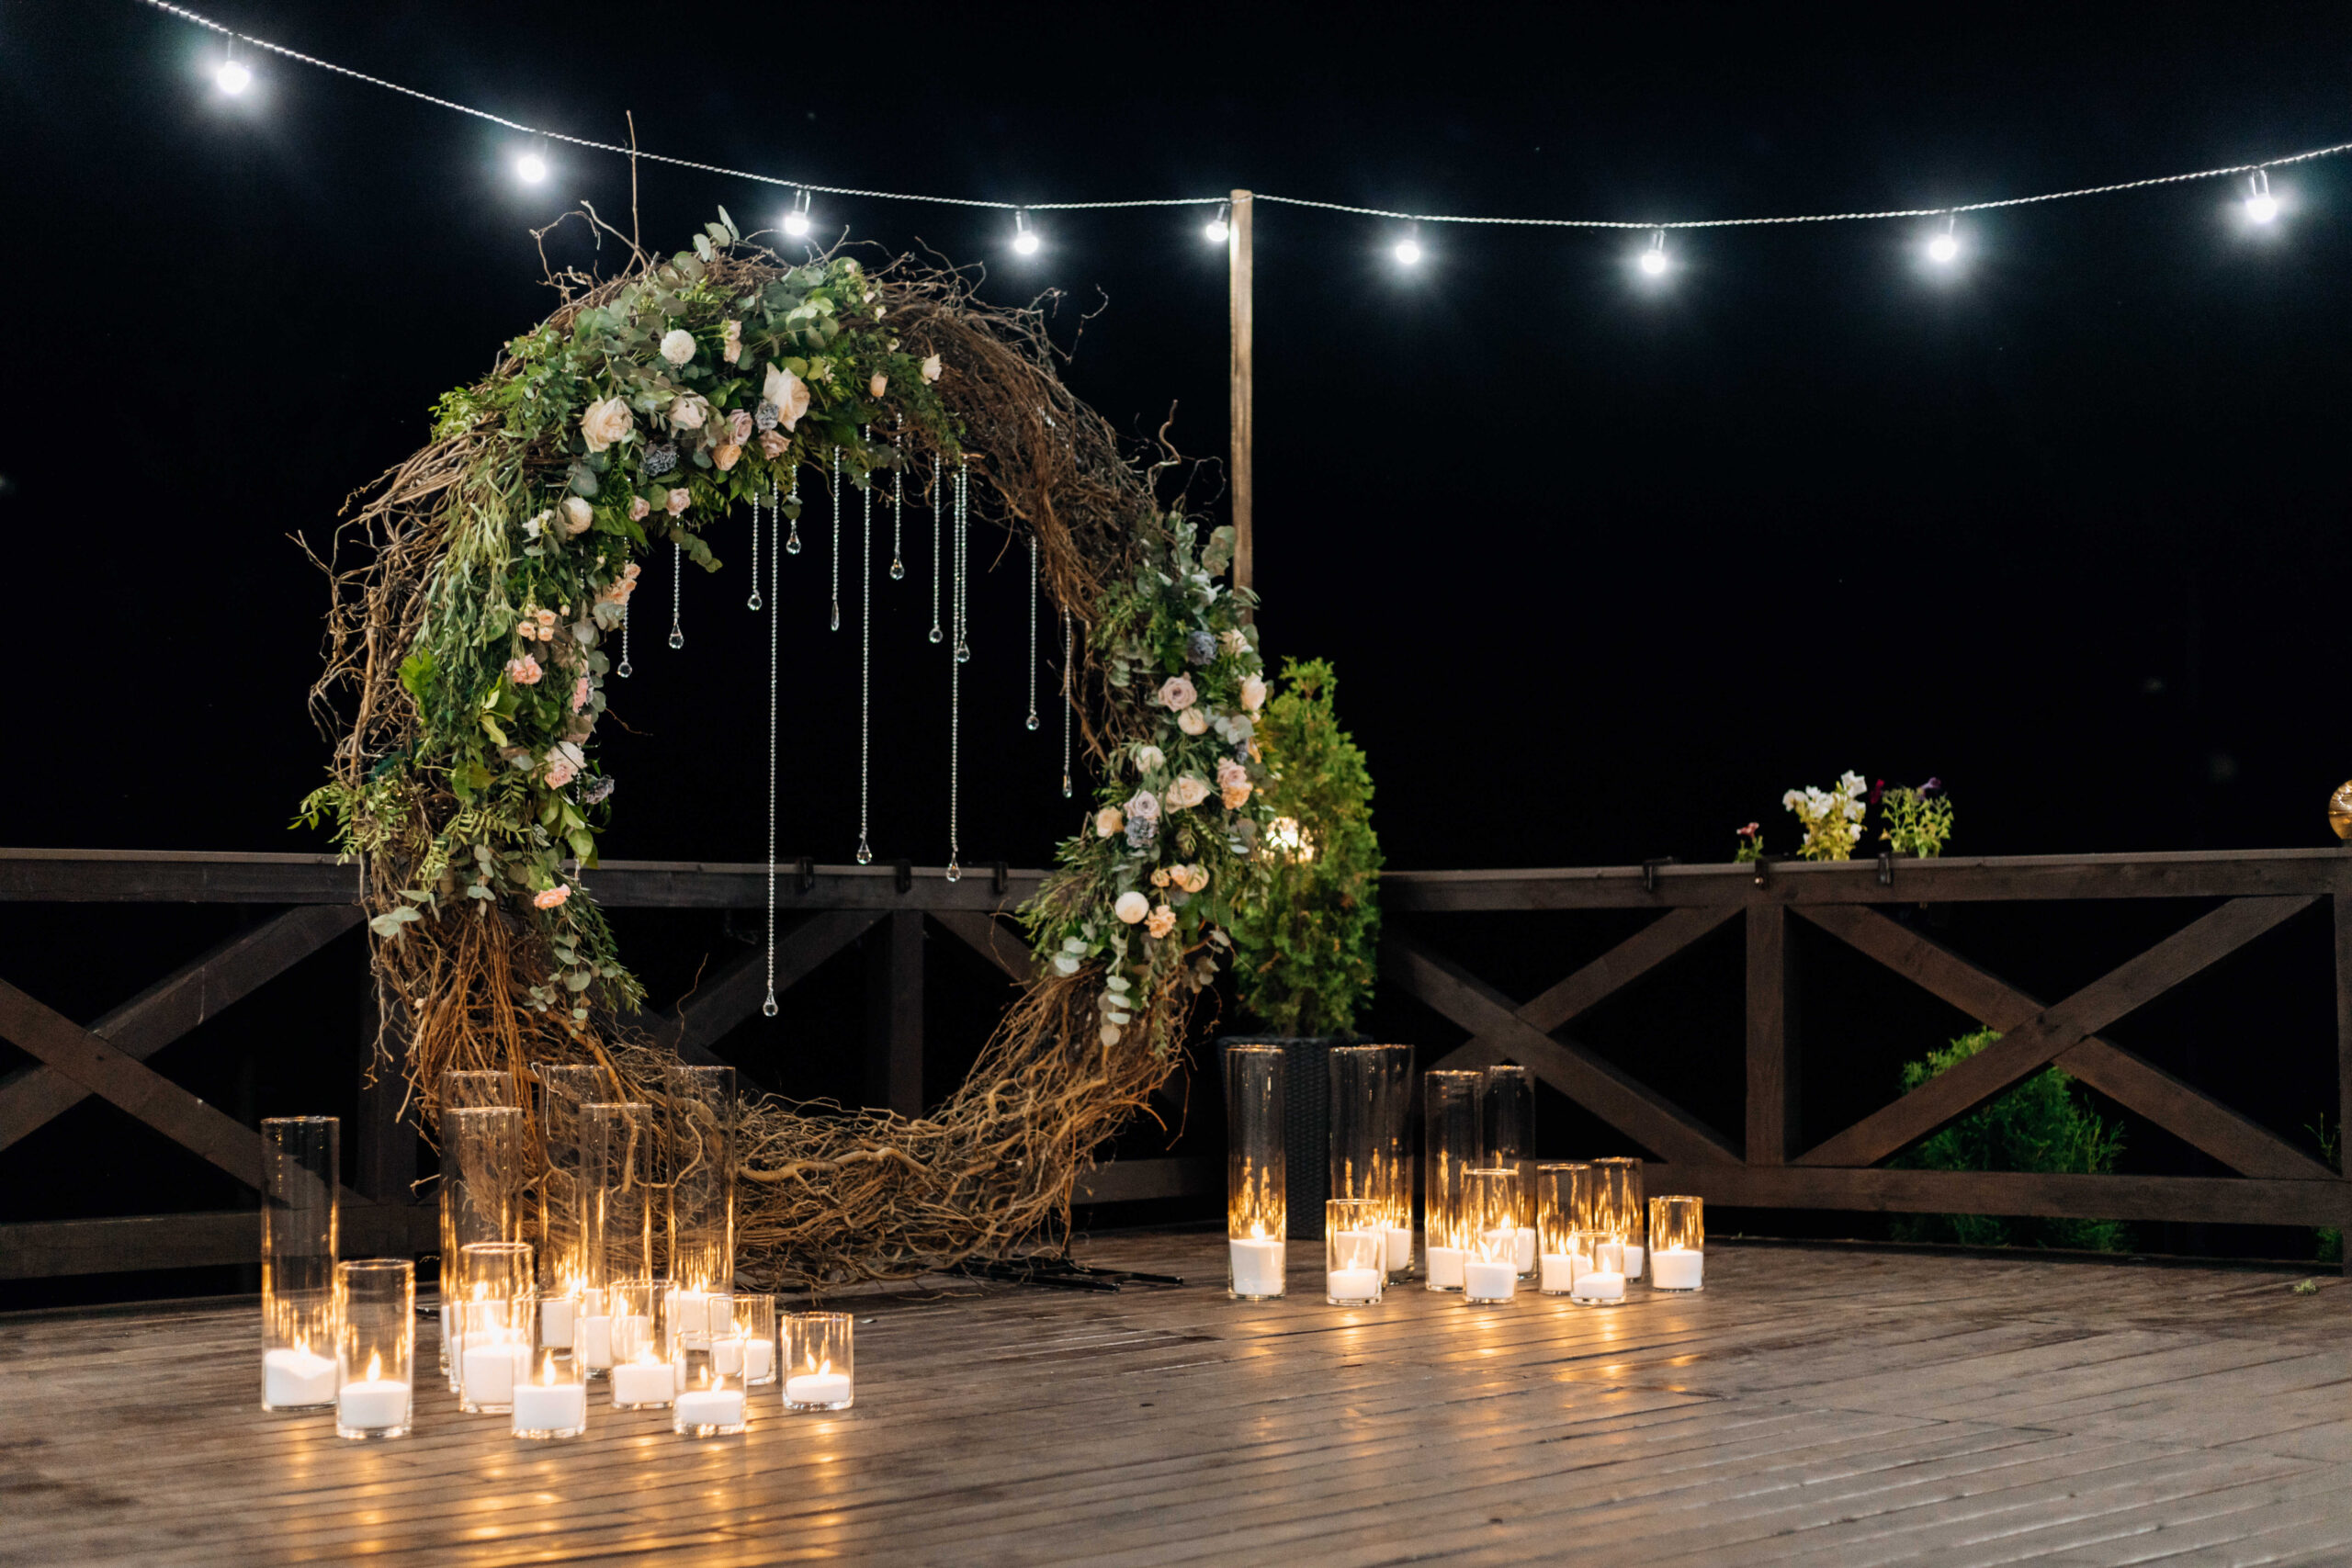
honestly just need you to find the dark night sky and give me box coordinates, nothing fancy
[5,3,2352,1279]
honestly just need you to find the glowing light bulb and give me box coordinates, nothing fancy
[783,209,811,236]
[516,152,548,185]
[1012,211,1040,254]
[1204,216,1229,243]
[2246,192,2279,224]
[1928,231,1960,264]
[1394,237,1421,265]
[216,58,251,95]
[1638,248,1668,276]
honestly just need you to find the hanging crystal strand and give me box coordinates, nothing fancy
[855,428,874,866]
[946,571,963,886]
[828,446,842,632]
[746,487,764,612]
[889,415,906,581]
[618,600,633,679]
[784,467,802,555]
[953,457,971,664]
[763,488,780,1018]
[1060,606,1073,797]
[926,458,944,644]
[668,540,684,649]
[1025,534,1040,730]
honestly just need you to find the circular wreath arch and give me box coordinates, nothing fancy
[306,211,1272,1287]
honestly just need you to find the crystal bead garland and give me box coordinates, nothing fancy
[1060,606,1073,798]
[855,427,874,868]
[669,541,684,649]
[763,493,781,1018]
[617,601,632,680]
[953,457,971,665]
[1025,534,1041,731]
[926,459,944,645]
[784,468,802,555]
[746,485,763,612]
[945,454,967,884]
[889,416,906,581]
[828,446,842,633]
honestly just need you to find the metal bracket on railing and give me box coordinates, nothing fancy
[1751,856,1772,888]
[796,856,816,895]
[992,860,1010,896]
[1877,851,1894,887]
[894,859,914,895]
[1642,857,1677,895]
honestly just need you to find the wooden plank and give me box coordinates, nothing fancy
[1382,931,1740,1165]
[1796,896,2316,1170]
[1071,1156,1217,1204]
[1228,186,1253,604]
[865,910,924,1118]
[1747,904,1797,1166]
[583,860,1044,911]
[1798,903,2335,1182]
[0,904,362,1152]
[1497,904,1740,1039]
[0,1203,438,1280]
[643,909,885,1063]
[1647,1164,2352,1225]
[2339,893,2352,1262]
[931,908,1035,982]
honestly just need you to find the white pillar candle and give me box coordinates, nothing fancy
[1384,1227,1414,1272]
[1464,1259,1516,1301]
[336,1378,409,1430]
[511,1381,587,1435]
[1539,1253,1589,1292]
[262,1348,337,1408]
[1513,1227,1538,1275]
[576,1314,613,1369]
[1228,1238,1285,1296]
[668,1290,708,1333]
[1326,1268,1382,1303]
[610,1359,672,1406]
[1425,1245,1465,1289]
[462,1342,523,1407]
[1651,1247,1703,1290]
[673,1388,746,1429]
[744,1337,775,1382]
[540,1297,575,1348]
[1625,1245,1645,1279]
[784,1371,853,1406]
[1570,1269,1626,1303]
[713,1337,746,1377]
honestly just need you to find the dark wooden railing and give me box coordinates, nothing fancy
[1381,848,2352,1250]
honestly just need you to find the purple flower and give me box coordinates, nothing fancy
[1922,777,1942,795]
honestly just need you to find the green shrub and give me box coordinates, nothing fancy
[1889,1028,2132,1252]
[1229,659,1381,1037]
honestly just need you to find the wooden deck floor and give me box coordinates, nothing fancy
[7,1233,2352,1566]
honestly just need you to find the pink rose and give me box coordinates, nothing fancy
[533,886,571,910]
[728,408,754,445]
[571,675,593,713]
[506,654,543,686]
[628,494,650,522]
[1158,675,1197,710]
[543,740,583,789]
[759,429,788,459]
[714,443,742,471]
[1145,905,1176,940]
[667,488,691,515]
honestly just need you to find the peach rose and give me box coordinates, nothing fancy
[1166,774,1211,809]
[506,654,543,685]
[1114,890,1149,924]
[869,371,888,399]
[1145,905,1176,940]
[1240,673,1268,712]
[628,494,650,522]
[1176,863,1211,894]
[667,394,709,433]
[533,886,572,910]
[580,397,634,453]
[1216,757,1252,810]
[922,353,943,383]
[721,319,742,364]
[544,740,583,788]
[763,364,810,430]
[667,488,691,515]
[1150,867,1171,888]
[1178,707,1209,736]
[571,675,593,713]
[1094,807,1124,838]
[1158,675,1197,710]
[714,443,742,471]
[759,429,788,459]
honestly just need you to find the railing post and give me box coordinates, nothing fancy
[2335,889,2352,1273]
[1746,903,1797,1165]
[865,911,924,1118]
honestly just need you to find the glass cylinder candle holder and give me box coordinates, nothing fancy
[334,1258,414,1440]
[1422,1069,1481,1292]
[260,1115,339,1411]
[436,1072,516,1372]
[1463,1168,1521,1303]
[1567,1229,1627,1306]
[511,1295,589,1440]
[670,1300,749,1437]
[1224,1042,1286,1299]
[1534,1162,1595,1294]
[1482,1066,1538,1276]
[1649,1195,1704,1292]
[1324,1199,1385,1305]
[781,1311,854,1412]
[580,1100,654,1378]
[724,1293,777,1385]
[1373,1044,1416,1278]
[456,1240,534,1414]
[606,1278,673,1409]
[1329,1044,1417,1282]
[536,1063,606,1314]
[1593,1156,1646,1279]
[662,1065,737,1294]
[441,1104,524,1390]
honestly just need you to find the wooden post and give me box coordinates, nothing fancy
[2336,891,2352,1272]
[865,911,924,1118]
[1228,188,1253,608]
[1746,905,1797,1165]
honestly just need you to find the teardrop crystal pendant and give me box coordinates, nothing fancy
[786,524,802,556]
[830,605,842,633]
[1025,714,1040,731]
[955,642,970,664]
[1061,772,1072,799]
[928,625,944,644]
[618,655,634,679]
[747,589,763,612]
[854,840,873,866]
[761,991,778,1019]
[668,627,684,650]
[944,860,962,885]
[889,558,905,581]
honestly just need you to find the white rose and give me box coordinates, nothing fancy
[1134,744,1165,774]
[660,329,695,367]
[1177,707,1209,736]
[522,511,549,541]
[579,397,634,453]
[922,353,943,383]
[869,372,888,399]
[763,364,810,430]
[560,497,594,536]
[1240,673,1268,712]
[1167,775,1211,810]
[668,395,709,432]
[1114,890,1150,924]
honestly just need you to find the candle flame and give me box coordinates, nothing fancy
[365,1351,382,1382]
[636,1347,662,1366]
[818,1358,831,1378]
[538,1351,557,1385]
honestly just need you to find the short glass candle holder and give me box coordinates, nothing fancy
[1537,1229,1591,1296]
[724,1293,777,1385]
[1567,1230,1628,1307]
[260,1115,339,1412]
[456,1240,535,1414]
[781,1311,854,1412]
[606,1278,674,1410]
[671,1311,749,1437]
[1648,1195,1704,1292]
[1324,1199,1385,1305]
[1594,1156,1646,1279]
[573,1284,614,1380]
[334,1258,414,1440]
[1463,1168,1521,1303]
[511,1307,588,1441]
[1533,1162,1594,1295]
[1224,1041,1287,1300]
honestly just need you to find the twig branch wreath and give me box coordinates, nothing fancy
[303,209,1273,1288]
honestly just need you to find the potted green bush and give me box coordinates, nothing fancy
[1223,658,1383,1237]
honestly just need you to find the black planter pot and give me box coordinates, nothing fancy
[1218,1034,1358,1240]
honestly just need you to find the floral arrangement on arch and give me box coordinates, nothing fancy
[1023,519,1272,1051]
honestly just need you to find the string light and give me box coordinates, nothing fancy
[1204,202,1230,243]
[515,151,548,185]
[782,188,812,237]
[1393,227,1422,265]
[214,51,250,95]
[1012,210,1041,255]
[2245,168,2279,224]
[1638,229,1670,276]
[1927,212,1960,265]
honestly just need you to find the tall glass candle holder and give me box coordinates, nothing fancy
[1329,1043,1415,1279]
[1482,1066,1537,1276]
[1649,1195,1704,1291]
[334,1258,413,1439]
[457,1240,534,1414]
[537,1064,605,1318]
[441,1104,523,1390]
[1567,1230,1627,1306]
[512,1292,589,1440]
[436,1072,516,1383]
[670,1295,748,1436]
[724,1293,777,1385]
[579,1100,654,1379]
[1373,1044,1415,1277]
[1324,1198,1385,1305]
[1224,1042,1286,1300]
[1593,1156,1646,1279]
[663,1065,737,1294]
[260,1115,339,1411]
[1422,1069,1481,1291]
[606,1278,673,1409]
[781,1311,854,1412]
[1463,1167,1521,1303]
[1534,1162,1595,1294]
